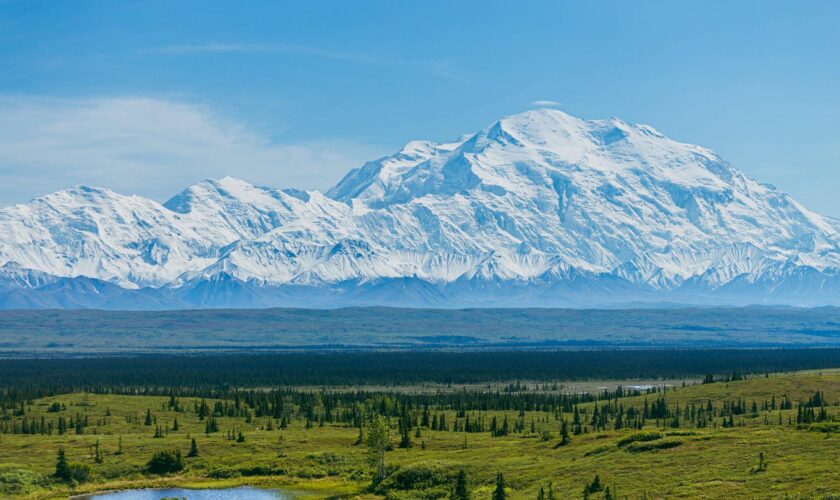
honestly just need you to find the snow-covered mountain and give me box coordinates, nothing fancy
[2,108,840,309]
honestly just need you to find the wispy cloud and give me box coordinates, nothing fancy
[150,42,461,79]
[0,96,387,206]
[532,100,562,107]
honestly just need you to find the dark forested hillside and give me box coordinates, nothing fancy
[2,306,840,354]
[3,349,840,390]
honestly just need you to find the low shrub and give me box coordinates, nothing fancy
[617,431,664,447]
[237,463,287,476]
[308,451,344,466]
[625,438,683,453]
[71,463,92,483]
[665,430,698,436]
[377,461,457,494]
[584,444,615,457]
[0,468,49,495]
[810,422,840,433]
[295,467,327,479]
[206,468,240,479]
[146,450,184,474]
[384,486,452,499]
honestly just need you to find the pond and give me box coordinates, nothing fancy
[77,486,296,499]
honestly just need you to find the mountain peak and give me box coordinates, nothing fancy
[2,108,840,308]
[327,109,735,210]
[164,176,271,214]
[487,108,663,152]
[499,107,583,127]
[24,184,141,210]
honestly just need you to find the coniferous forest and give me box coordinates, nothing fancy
[2,348,840,388]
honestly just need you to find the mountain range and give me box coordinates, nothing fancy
[2,108,839,309]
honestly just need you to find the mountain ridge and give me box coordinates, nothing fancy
[1,108,839,309]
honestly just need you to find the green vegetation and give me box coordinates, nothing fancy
[615,430,663,447]
[4,359,840,497]
[623,437,682,453]
[452,469,469,500]
[5,349,840,387]
[4,306,840,354]
[493,472,507,500]
[146,450,185,474]
[53,448,91,485]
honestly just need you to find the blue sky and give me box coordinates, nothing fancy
[1,0,839,215]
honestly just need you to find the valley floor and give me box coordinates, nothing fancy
[3,370,840,498]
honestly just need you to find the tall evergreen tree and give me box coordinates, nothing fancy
[187,438,199,457]
[451,469,470,500]
[54,448,70,481]
[588,474,603,493]
[399,424,412,448]
[493,472,507,500]
[554,420,570,448]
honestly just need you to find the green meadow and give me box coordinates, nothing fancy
[3,368,840,499]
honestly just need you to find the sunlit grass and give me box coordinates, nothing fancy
[3,370,840,498]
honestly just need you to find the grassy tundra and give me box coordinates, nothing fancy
[3,369,840,498]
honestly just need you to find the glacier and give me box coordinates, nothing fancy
[1,108,840,309]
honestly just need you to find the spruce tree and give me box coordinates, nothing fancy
[554,420,570,448]
[399,426,412,448]
[54,448,71,481]
[588,474,603,493]
[546,482,556,500]
[493,472,507,500]
[451,469,470,500]
[187,438,199,457]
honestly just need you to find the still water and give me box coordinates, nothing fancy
[77,486,295,499]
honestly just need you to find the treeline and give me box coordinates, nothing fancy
[4,384,835,439]
[3,349,840,391]
[1,383,644,421]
